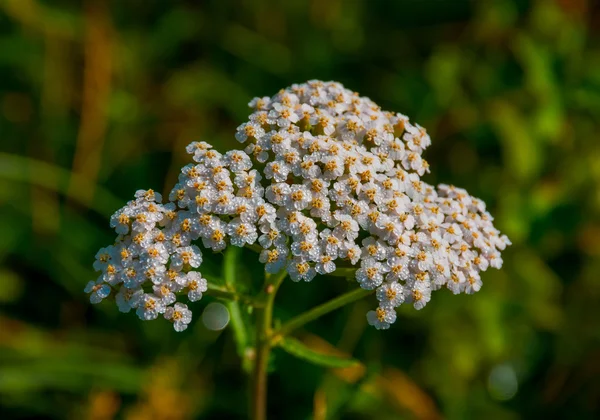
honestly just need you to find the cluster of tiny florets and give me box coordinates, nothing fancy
[87,80,510,331]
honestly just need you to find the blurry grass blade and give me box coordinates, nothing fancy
[0,362,141,394]
[302,333,440,419]
[68,0,113,206]
[278,336,359,369]
[377,367,442,420]
[0,153,121,215]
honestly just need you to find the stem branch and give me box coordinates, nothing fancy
[272,287,373,340]
[204,282,256,305]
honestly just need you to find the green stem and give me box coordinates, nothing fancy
[251,269,287,420]
[245,243,263,253]
[328,267,358,278]
[272,287,373,341]
[204,282,256,305]
[222,247,252,370]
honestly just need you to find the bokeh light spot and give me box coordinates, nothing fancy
[201,302,230,331]
[487,363,518,401]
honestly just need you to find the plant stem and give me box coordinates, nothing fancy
[204,281,256,305]
[251,269,286,420]
[272,287,373,341]
[328,267,358,277]
[221,247,252,370]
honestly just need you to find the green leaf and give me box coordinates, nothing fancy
[278,337,359,369]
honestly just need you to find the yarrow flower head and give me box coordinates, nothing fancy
[87,80,510,331]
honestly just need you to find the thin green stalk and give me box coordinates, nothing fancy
[245,243,263,253]
[203,281,256,305]
[223,247,251,367]
[328,267,358,278]
[251,269,287,420]
[272,288,373,341]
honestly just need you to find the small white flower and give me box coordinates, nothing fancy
[319,229,342,257]
[141,243,169,266]
[413,248,434,272]
[315,253,336,275]
[135,189,162,203]
[442,223,463,244]
[375,215,403,243]
[286,213,316,238]
[410,282,431,310]
[136,294,167,320]
[376,282,404,307]
[164,302,193,332]
[385,256,410,282]
[85,280,111,304]
[185,272,208,302]
[131,209,157,233]
[431,261,451,286]
[153,283,177,305]
[120,263,144,288]
[361,237,387,261]
[447,269,466,294]
[93,247,113,272]
[321,156,344,180]
[264,161,291,183]
[291,238,320,261]
[115,287,143,313]
[332,213,360,241]
[110,208,132,235]
[339,241,361,265]
[269,102,300,127]
[356,258,388,290]
[465,272,483,294]
[248,96,271,110]
[298,156,322,179]
[488,252,503,269]
[235,122,265,143]
[306,195,330,223]
[265,183,290,206]
[198,149,224,168]
[259,223,285,249]
[287,259,317,282]
[185,141,212,158]
[202,222,228,252]
[255,201,277,225]
[144,264,166,285]
[259,247,288,273]
[171,245,203,270]
[286,184,312,211]
[224,150,252,172]
[367,305,397,330]
[227,218,258,246]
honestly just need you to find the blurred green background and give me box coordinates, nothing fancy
[1,0,600,418]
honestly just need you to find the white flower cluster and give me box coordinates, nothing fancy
[87,80,510,331]
[85,189,204,332]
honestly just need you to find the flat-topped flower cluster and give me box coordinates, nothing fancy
[86,80,510,331]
